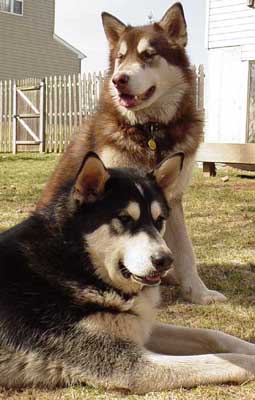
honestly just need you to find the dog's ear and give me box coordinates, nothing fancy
[159,3,187,47]
[153,152,184,198]
[73,152,110,205]
[102,12,126,47]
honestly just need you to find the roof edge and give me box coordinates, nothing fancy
[53,34,86,59]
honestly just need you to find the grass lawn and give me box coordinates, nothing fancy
[0,153,255,400]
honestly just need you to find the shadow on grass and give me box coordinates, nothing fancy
[199,262,255,306]
[237,174,255,180]
[160,263,255,307]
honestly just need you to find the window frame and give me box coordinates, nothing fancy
[247,0,255,8]
[0,0,23,16]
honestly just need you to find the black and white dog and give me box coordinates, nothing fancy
[0,152,255,393]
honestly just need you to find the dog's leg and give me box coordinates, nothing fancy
[164,198,227,304]
[146,323,255,356]
[139,352,255,393]
[1,339,255,393]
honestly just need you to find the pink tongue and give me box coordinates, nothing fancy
[145,275,161,282]
[120,94,137,108]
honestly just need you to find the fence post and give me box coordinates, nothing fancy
[39,79,45,153]
[63,75,67,150]
[58,75,63,153]
[12,81,17,154]
[78,73,82,128]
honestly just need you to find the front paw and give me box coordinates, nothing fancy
[182,286,227,305]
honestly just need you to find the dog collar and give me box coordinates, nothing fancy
[134,122,168,151]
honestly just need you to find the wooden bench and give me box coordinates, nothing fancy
[196,143,255,176]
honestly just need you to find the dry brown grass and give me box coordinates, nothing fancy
[0,154,255,399]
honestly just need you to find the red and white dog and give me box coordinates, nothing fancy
[38,2,226,304]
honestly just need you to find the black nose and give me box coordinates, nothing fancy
[112,73,129,88]
[151,252,174,272]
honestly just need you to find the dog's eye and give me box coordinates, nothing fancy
[142,51,157,61]
[118,215,133,225]
[117,53,125,61]
[154,216,165,231]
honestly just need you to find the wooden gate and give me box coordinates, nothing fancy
[12,80,45,154]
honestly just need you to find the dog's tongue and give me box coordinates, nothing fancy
[145,274,161,283]
[120,94,137,108]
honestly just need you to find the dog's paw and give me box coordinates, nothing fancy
[182,287,227,305]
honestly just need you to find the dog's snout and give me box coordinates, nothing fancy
[151,252,174,272]
[112,73,129,89]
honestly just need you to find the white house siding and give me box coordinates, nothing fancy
[206,0,255,143]
[208,0,255,50]
[206,47,248,143]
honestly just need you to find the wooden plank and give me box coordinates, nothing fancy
[210,0,246,7]
[8,80,12,153]
[196,143,255,164]
[209,36,255,49]
[17,114,40,119]
[87,73,92,114]
[12,82,17,154]
[39,80,45,153]
[58,75,63,153]
[210,30,255,40]
[210,5,252,16]
[73,74,78,128]
[16,140,41,145]
[63,75,68,150]
[68,74,72,143]
[209,23,255,35]
[78,73,82,127]
[93,72,98,108]
[53,75,58,153]
[98,71,104,98]
[18,86,41,91]
[48,76,53,153]
[210,11,255,22]
[82,73,87,118]
[3,81,8,153]
[45,77,49,152]
[210,16,254,28]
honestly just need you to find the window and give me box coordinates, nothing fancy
[0,0,23,15]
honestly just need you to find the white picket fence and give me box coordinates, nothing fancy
[0,66,204,153]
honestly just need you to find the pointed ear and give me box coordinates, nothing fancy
[73,152,110,205]
[159,3,187,47]
[153,153,184,198]
[102,12,126,47]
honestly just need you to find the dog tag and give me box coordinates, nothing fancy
[148,138,157,151]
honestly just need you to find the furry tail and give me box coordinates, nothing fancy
[0,348,70,388]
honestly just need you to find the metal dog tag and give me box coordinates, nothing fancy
[148,138,157,151]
